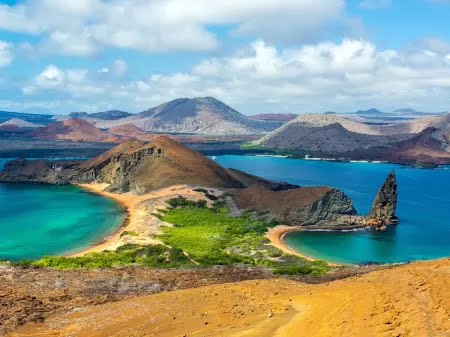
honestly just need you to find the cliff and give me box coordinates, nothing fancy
[368,171,398,226]
[232,186,356,225]
[232,171,399,230]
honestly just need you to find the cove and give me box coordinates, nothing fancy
[215,155,450,264]
[0,182,125,261]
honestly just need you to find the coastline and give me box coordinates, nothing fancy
[69,183,163,256]
[266,225,343,266]
[70,184,215,257]
[266,225,317,261]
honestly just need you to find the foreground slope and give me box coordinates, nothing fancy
[11,258,449,337]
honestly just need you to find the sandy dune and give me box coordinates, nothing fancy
[11,258,449,337]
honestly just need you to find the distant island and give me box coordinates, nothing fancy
[1,97,449,166]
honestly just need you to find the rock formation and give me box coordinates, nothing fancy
[368,171,398,228]
[232,186,356,225]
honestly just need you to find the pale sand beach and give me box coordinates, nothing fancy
[11,258,450,337]
[265,225,315,261]
[72,183,216,256]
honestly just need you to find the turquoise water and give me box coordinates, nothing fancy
[215,156,450,264]
[0,159,125,261]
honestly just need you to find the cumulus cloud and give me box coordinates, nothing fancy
[16,38,450,114]
[0,0,345,56]
[0,41,13,67]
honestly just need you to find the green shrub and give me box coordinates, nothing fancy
[15,244,194,270]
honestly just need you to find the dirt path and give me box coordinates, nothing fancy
[10,258,449,337]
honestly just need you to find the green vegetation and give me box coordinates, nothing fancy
[15,196,330,276]
[166,195,207,209]
[15,244,193,270]
[158,197,331,275]
[120,230,139,237]
[240,142,267,150]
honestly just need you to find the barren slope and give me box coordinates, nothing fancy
[11,258,449,337]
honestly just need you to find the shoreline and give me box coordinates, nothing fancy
[69,184,215,257]
[266,225,344,266]
[69,183,163,257]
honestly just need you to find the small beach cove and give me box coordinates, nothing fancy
[216,155,450,265]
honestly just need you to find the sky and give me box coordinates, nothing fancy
[0,0,450,115]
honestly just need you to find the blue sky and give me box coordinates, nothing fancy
[0,0,450,115]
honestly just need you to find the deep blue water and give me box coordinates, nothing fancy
[215,156,450,264]
[0,160,125,261]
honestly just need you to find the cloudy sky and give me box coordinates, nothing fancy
[1,0,450,115]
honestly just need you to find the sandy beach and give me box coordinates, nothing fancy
[265,225,315,261]
[71,183,215,256]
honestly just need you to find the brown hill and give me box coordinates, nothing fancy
[75,137,243,193]
[371,127,450,165]
[30,119,113,142]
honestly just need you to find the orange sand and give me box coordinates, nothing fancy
[11,258,450,337]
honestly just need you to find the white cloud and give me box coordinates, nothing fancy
[419,37,450,54]
[0,0,345,56]
[23,65,64,94]
[16,38,450,114]
[0,41,13,67]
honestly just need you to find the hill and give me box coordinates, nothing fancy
[0,118,42,129]
[30,119,113,142]
[254,113,450,164]
[85,97,280,135]
[107,123,152,140]
[78,136,246,193]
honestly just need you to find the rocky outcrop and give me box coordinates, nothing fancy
[232,186,356,225]
[368,171,398,226]
[0,159,79,185]
[231,171,399,230]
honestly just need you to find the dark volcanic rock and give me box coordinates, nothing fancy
[232,186,356,225]
[369,171,398,224]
